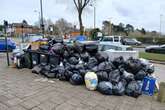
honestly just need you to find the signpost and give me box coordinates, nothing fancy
[4,20,10,66]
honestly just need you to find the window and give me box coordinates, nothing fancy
[102,37,113,42]
[102,45,122,51]
[114,37,119,42]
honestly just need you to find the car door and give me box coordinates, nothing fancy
[0,39,6,51]
[160,46,165,54]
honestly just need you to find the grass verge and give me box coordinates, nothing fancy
[139,52,165,62]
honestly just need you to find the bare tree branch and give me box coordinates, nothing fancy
[73,0,79,11]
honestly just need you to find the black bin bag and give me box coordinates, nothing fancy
[112,82,125,96]
[68,57,79,65]
[97,81,113,95]
[69,74,83,85]
[32,65,42,74]
[109,69,120,84]
[134,70,147,80]
[87,57,98,69]
[96,71,109,81]
[95,52,109,63]
[125,81,142,98]
[112,56,125,68]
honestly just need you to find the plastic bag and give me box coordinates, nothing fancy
[40,65,51,75]
[55,65,66,80]
[124,57,143,74]
[64,70,74,81]
[80,52,89,62]
[135,70,147,80]
[96,71,109,81]
[32,65,42,74]
[51,43,64,55]
[121,71,134,83]
[97,81,113,95]
[85,72,98,90]
[125,81,142,98]
[68,57,79,65]
[70,74,83,85]
[87,57,98,69]
[52,37,63,44]
[144,64,154,74]
[74,43,84,53]
[112,82,125,96]
[95,52,109,63]
[39,45,49,52]
[97,62,113,72]
[112,56,125,68]
[63,51,70,59]
[43,72,56,78]
[109,70,120,84]
[140,58,155,74]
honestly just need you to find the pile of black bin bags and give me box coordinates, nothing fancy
[30,38,155,98]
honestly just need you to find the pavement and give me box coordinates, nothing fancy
[0,53,165,110]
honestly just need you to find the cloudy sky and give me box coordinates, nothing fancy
[0,0,164,32]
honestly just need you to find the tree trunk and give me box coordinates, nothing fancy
[78,12,84,35]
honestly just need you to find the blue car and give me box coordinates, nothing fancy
[0,38,16,52]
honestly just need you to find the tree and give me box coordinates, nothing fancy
[102,20,110,35]
[22,20,28,25]
[125,24,134,36]
[73,0,93,35]
[55,18,74,35]
[141,28,146,35]
[90,28,101,40]
[0,25,3,32]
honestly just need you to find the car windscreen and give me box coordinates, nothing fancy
[101,45,122,51]
[102,37,113,41]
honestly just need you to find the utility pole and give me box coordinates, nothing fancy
[4,20,10,66]
[160,14,163,37]
[90,0,96,29]
[34,10,41,28]
[94,6,96,29]
[40,0,44,37]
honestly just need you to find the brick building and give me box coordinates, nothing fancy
[7,23,40,37]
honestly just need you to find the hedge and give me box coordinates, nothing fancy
[135,37,165,45]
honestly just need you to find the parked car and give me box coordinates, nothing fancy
[121,38,141,45]
[0,32,4,37]
[100,36,122,45]
[99,42,133,51]
[145,45,165,54]
[0,38,16,52]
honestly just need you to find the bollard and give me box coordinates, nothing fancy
[157,82,165,103]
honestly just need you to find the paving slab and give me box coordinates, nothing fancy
[0,53,165,110]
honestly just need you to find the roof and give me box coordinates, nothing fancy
[12,23,33,28]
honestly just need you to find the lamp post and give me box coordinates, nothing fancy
[160,14,163,37]
[4,20,10,66]
[34,10,41,28]
[40,0,44,37]
[90,0,96,29]
[21,24,24,43]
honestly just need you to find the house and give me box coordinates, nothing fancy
[7,23,40,37]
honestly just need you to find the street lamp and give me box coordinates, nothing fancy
[160,14,163,37]
[34,10,41,28]
[90,0,96,29]
[40,0,44,37]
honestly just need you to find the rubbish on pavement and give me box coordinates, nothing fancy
[85,72,98,91]
[97,81,113,95]
[15,39,158,98]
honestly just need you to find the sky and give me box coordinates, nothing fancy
[0,0,164,33]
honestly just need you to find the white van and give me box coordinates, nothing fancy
[100,36,122,45]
